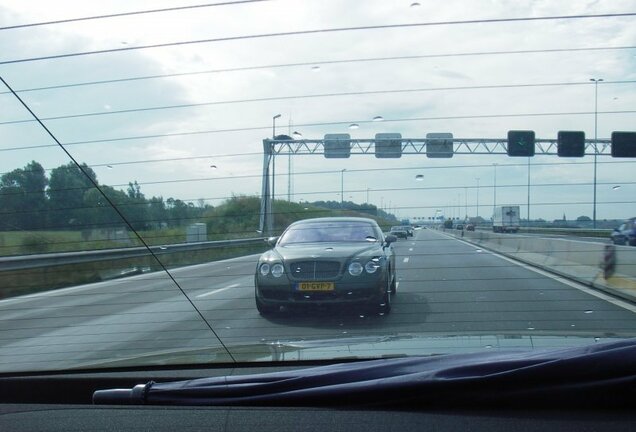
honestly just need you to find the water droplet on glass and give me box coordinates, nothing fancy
[612,185,621,190]
[348,123,360,130]
[594,337,600,342]
[527,327,535,330]
[372,116,384,122]
[410,2,421,7]
[311,65,321,71]
[292,131,303,139]
[159,246,167,250]
[584,310,594,314]
[106,165,113,169]
[342,331,348,334]
[475,249,482,253]
[103,104,112,110]
[415,174,424,181]
[570,324,576,327]
[485,345,492,349]
[359,314,365,319]
[210,165,217,169]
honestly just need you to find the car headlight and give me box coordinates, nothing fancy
[271,263,284,277]
[365,260,380,274]
[348,262,363,276]
[259,263,270,276]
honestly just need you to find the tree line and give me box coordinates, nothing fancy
[0,161,208,232]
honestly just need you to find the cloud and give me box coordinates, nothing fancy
[0,0,634,220]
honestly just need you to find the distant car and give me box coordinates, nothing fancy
[390,226,409,239]
[255,217,397,315]
[466,224,475,231]
[611,217,636,246]
[456,224,464,230]
[405,226,414,237]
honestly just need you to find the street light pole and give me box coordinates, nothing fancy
[493,163,498,217]
[590,78,603,229]
[340,169,346,206]
[272,114,281,207]
[464,187,468,220]
[475,177,480,218]
[272,114,281,139]
[527,157,530,227]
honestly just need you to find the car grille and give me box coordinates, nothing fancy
[289,261,341,280]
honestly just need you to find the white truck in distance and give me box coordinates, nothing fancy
[492,206,520,233]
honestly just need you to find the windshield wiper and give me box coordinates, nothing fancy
[93,338,636,408]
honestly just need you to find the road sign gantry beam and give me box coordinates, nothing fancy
[265,138,613,156]
[258,137,615,235]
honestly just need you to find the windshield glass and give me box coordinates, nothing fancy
[279,221,379,245]
[0,0,635,374]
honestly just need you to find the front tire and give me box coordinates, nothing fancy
[377,276,392,314]
[390,272,397,295]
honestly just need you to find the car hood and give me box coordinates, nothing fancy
[268,242,383,262]
[71,333,624,370]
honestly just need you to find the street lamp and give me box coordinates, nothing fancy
[272,114,281,138]
[492,163,498,217]
[288,131,302,201]
[271,114,281,206]
[590,78,603,229]
[475,177,480,218]
[340,169,346,206]
[527,157,531,227]
[464,187,468,220]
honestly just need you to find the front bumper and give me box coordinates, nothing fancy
[255,274,386,307]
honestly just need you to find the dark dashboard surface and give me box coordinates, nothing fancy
[1,404,634,432]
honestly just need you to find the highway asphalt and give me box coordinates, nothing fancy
[1,229,635,373]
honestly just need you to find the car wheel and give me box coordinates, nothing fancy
[255,292,278,316]
[377,276,392,314]
[390,272,397,295]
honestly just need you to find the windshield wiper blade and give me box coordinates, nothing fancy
[93,338,636,408]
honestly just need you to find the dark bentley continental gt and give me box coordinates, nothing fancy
[255,217,397,315]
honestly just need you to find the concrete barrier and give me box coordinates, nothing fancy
[443,228,636,303]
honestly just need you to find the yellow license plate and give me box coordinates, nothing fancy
[297,282,334,291]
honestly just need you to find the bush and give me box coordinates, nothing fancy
[21,234,50,253]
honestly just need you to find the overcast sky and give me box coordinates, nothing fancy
[0,0,635,222]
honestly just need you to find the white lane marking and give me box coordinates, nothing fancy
[0,254,261,306]
[196,283,240,298]
[403,257,410,263]
[442,232,636,314]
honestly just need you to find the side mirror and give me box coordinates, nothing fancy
[384,234,397,245]
[266,236,279,247]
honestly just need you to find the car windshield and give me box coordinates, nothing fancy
[279,221,379,244]
[0,1,635,376]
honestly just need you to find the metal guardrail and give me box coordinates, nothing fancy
[474,226,612,236]
[0,237,266,272]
